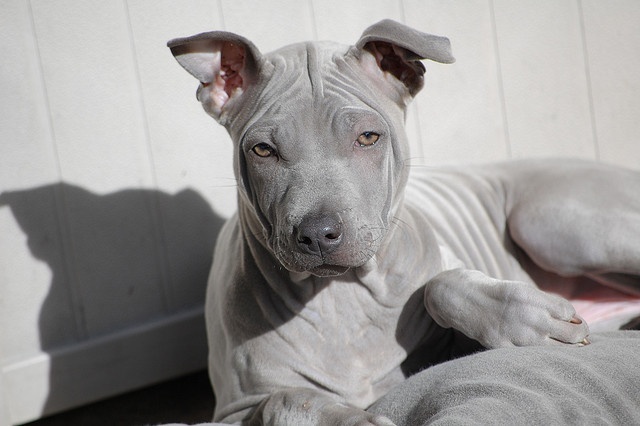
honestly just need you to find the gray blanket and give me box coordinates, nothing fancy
[166,331,639,425]
[369,331,640,425]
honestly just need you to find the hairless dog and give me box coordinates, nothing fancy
[168,20,640,425]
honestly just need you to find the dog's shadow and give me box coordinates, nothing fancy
[1,182,225,419]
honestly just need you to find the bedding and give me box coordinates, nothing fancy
[368,331,640,425]
[165,331,640,425]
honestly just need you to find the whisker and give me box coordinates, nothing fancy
[402,155,427,163]
[405,163,438,170]
[391,215,412,230]
[203,177,240,189]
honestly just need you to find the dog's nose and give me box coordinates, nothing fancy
[295,214,343,256]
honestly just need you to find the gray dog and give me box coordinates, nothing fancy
[168,20,640,425]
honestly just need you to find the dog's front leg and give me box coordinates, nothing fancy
[246,388,395,426]
[424,269,590,348]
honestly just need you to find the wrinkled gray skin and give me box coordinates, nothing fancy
[168,20,640,425]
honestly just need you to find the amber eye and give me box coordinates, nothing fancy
[356,131,380,147]
[252,143,275,158]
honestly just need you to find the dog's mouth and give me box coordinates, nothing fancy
[272,240,373,277]
[309,264,350,277]
[274,248,374,278]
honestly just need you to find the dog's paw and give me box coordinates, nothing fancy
[425,269,590,349]
[326,404,397,426]
[485,282,591,348]
[249,388,397,426]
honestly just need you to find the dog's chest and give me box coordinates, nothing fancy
[275,277,428,406]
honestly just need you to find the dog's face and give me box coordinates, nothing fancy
[169,20,454,276]
[237,43,409,277]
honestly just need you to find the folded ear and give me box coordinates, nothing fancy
[168,31,262,121]
[355,19,454,98]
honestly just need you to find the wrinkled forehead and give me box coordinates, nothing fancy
[226,41,388,140]
[263,41,352,98]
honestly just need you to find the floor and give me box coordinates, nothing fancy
[23,371,215,426]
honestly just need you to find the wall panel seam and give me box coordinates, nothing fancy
[576,0,600,161]
[217,0,227,30]
[123,0,172,313]
[488,0,512,158]
[308,0,318,41]
[399,0,407,24]
[398,1,426,162]
[27,0,88,341]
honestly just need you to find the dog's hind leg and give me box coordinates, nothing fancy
[504,159,640,296]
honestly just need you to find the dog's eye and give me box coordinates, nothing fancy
[252,143,275,158]
[356,132,380,147]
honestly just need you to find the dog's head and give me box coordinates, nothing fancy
[169,20,453,277]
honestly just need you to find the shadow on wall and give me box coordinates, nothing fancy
[0,182,225,420]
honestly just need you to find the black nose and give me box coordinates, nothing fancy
[295,214,343,256]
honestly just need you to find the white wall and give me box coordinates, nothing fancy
[1,0,639,424]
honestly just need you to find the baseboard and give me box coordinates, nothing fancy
[3,307,208,425]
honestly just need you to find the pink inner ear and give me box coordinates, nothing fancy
[220,42,246,98]
[364,41,425,95]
